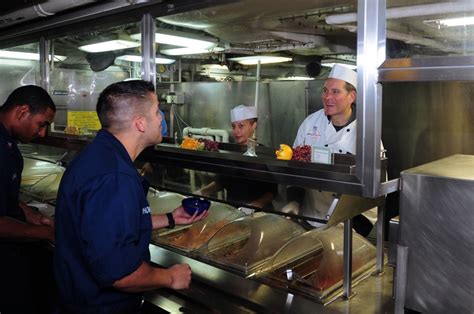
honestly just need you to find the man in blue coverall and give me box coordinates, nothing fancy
[54,80,207,314]
[0,85,56,313]
[159,109,167,136]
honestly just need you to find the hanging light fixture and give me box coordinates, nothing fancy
[79,39,140,53]
[116,54,175,64]
[228,56,292,65]
[131,28,217,49]
[0,50,66,61]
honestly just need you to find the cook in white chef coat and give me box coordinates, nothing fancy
[196,105,276,209]
[284,64,376,236]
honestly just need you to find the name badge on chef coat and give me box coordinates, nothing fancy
[311,146,332,164]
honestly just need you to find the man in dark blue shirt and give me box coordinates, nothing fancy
[0,85,56,313]
[54,80,207,314]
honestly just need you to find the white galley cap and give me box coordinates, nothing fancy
[230,105,257,122]
[328,64,357,90]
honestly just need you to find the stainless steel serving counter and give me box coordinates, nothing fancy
[18,143,395,313]
[146,245,395,313]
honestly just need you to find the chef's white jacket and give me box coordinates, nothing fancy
[293,109,381,227]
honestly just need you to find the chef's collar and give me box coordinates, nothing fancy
[328,104,356,131]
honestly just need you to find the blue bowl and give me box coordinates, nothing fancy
[182,197,211,216]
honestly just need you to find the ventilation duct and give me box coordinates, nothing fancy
[86,51,116,72]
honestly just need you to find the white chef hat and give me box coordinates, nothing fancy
[230,105,257,122]
[328,64,357,90]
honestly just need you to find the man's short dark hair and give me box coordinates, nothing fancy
[0,85,56,114]
[97,80,155,130]
[344,82,356,94]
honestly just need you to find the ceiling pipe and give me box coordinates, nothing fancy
[270,31,327,46]
[336,24,454,53]
[326,2,473,25]
[0,0,98,28]
[253,42,320,53]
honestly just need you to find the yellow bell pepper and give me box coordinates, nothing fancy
[275,144,293,160]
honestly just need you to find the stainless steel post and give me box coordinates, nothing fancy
[170,104,175,140]
[39,37,50,91]
[395,245,408,314]
[141,13,156,86]
[343,218,353,299]
[244,59,260,150]
[169,84,175,137]
[376,203,385,274]
[254,60,261,108]
[356,0,386,198]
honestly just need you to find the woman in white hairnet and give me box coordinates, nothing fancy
[196,105,276,209]
[284,64,379,236]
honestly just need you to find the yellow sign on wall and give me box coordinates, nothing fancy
[67,111,101,131]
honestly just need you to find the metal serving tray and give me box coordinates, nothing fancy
[196,212,306,277]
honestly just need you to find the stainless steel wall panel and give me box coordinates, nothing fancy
[48,67,128,127]
[382,81,474,181]
[175,81,311,147]
[268,81,307,146]
[0,61,38,103]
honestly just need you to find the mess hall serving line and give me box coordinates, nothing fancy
[17,141,395,312]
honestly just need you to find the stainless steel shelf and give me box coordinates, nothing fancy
[34,135,390,196]
[140,143,370,196]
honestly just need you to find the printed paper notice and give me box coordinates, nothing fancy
[67,111,101,131]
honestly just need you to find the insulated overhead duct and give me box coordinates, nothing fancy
[270,31,327,46]
[336,24,454,54]
[325,2,474,25]
[0,0,98,28]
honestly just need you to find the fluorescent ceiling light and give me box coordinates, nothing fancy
[228,56,292,65]
[131,29,217,49]
[116,54,175,64]
[160,46,224,56]
[154,33,215,48]
[0,50,66,61]
[321,62,357,70]
[79,40,140,53]
[278,76,315,81]
[427,16,474,27]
